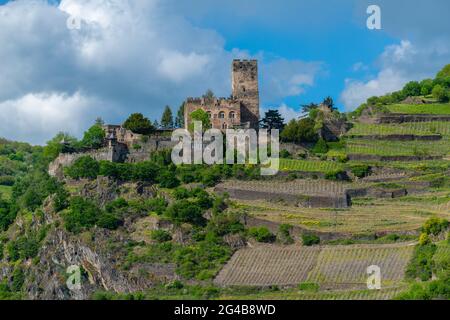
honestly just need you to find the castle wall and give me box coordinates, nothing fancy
[184,97,242,130]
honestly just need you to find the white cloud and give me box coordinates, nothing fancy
[0,0,323,144]
[340,40,449,111]
[277,104,300,122]
[0,92,105,145]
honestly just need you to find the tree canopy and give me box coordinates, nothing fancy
[123,113,155,135]
[161,106,174,129]
[260,109,285,130]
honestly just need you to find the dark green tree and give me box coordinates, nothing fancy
[402,81,422,97]
[175,103,185,128]
[80,124,105,149]
[123,113,155,135]
[260,109,285,130]
[322,96,335,110]
[161,106,174,129]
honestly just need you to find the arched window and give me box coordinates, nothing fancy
[206,111,212,118]
[222,123,227,129]
[229,111,235,119]
[218,111,225,119]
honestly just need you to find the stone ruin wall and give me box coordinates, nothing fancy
[184,97,242,130]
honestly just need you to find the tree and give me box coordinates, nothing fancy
[420,79,434,96]
[260,109,285,130]
[322,96,335,110]
[436,64,450,79]
[43,132,78,160]
[95,117,105,126]
[402,81,422,97]
[280,118,318,143]
[203,89,215,101]
[432,84,448,102]
[312,138,328,154]
[301,102,319,114]
[175,103,185,128]
[188,109,211,131]
[80,124,105,149]
[123,113,155,135]
[65,156,100,179]
[161,106,174,129]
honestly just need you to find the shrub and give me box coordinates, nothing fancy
[63,197,101,233]
[248,226,275,243]
[159,171,180,188]
[324,169,346,181]
[281,118,318,143]
[151,230,172,243]
[422,217,449,236]
[312,138,328,154]
[298,282,320,292]
[65,156,100,179]
[11,267,25,292]
[302,233,320,246]
[418,233,431,246]
[277,224,294,244]
[279,149,291,159]
[406,243,437,281]
[166,200,205,226]
[96,212,123,230]
[350,165,371,178]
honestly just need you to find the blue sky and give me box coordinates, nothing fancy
[0,0,448,144]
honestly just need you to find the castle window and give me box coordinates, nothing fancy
[229,111,235,119]
[218,111,225,119]
[222,123,227,129]
[207,111,212,118]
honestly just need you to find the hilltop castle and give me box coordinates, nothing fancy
[184,59,260,130]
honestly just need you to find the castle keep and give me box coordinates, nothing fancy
[184,59,260,130]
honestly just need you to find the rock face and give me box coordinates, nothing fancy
[26,227,178,300]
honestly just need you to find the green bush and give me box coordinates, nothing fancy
[166,200,205,226]
[350,164,371,178]
[151,230,172,243]
[277,224,294,244]
[248,226,275,243]
[302,233,320,246]
[312,138,329,154]
[11,267,25,292]
[65,156,100,179]
[298,282,320,292]
[406,243,437,281]
[422,217,449,236]
[159,171,180,188]
[324,169,346,181]
[279,149,292,159]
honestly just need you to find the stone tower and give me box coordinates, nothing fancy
[232,59,260,128]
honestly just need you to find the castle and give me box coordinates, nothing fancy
[184,59,260,130]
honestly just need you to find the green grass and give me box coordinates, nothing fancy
[348,122,450,137]
[346,139,450,157]
[279,159,343,173]
[0,185,12,200]
[386,103,450,115]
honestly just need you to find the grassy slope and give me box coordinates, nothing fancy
[386,103,450,115]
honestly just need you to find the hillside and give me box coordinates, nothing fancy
[0,67,449,300]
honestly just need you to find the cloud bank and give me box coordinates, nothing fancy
[0,0,323,144]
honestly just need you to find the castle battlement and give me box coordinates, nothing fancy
[184,60,260,130]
